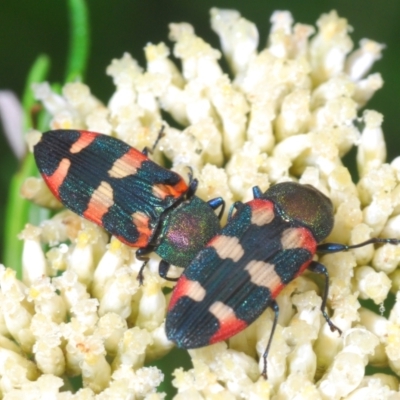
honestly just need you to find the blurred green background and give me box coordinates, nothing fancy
[1,0,400,263]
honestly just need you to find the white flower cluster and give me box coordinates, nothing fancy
[7,7,400,399]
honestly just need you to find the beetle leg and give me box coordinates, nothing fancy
[307,261,342,334]
[186,176,198,199]
[159,259,180,282]
[207,197,225,220]
[142,126,166,155]
[317,238,400,253]
[151,125,165,152]
[261,300,279,379]
[227,201,244,221]
[136,246,155,285]
[252,186,263,199]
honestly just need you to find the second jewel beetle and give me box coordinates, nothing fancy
[166,181,400,378]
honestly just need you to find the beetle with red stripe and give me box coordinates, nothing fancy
[165,181,400,378]
[34,129,224,281]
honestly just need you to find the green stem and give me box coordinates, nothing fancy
[22,54,50,131]
[3,55,50,276]
[65,0,90,82]
[3,156,43,277]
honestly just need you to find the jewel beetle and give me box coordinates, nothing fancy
[166,181,400,378]
[34,129,224,281]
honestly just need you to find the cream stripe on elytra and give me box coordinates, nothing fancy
[281,227,304,249]
[211,236,244,261]
[83,181,114,222]
[251,204,274,226]
[185,280,207,302]
[70,134,96,153]
[244,260,282,289]
[91,181,114,207]
[108,156,138,178]
[46,158,71,199]
[209,301,236,321]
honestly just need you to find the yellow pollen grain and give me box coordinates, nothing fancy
[145,280,160,296]
[85,354,99,365]
[109,237,123,252]
[29,288,40,299]
[77,231,90,246]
